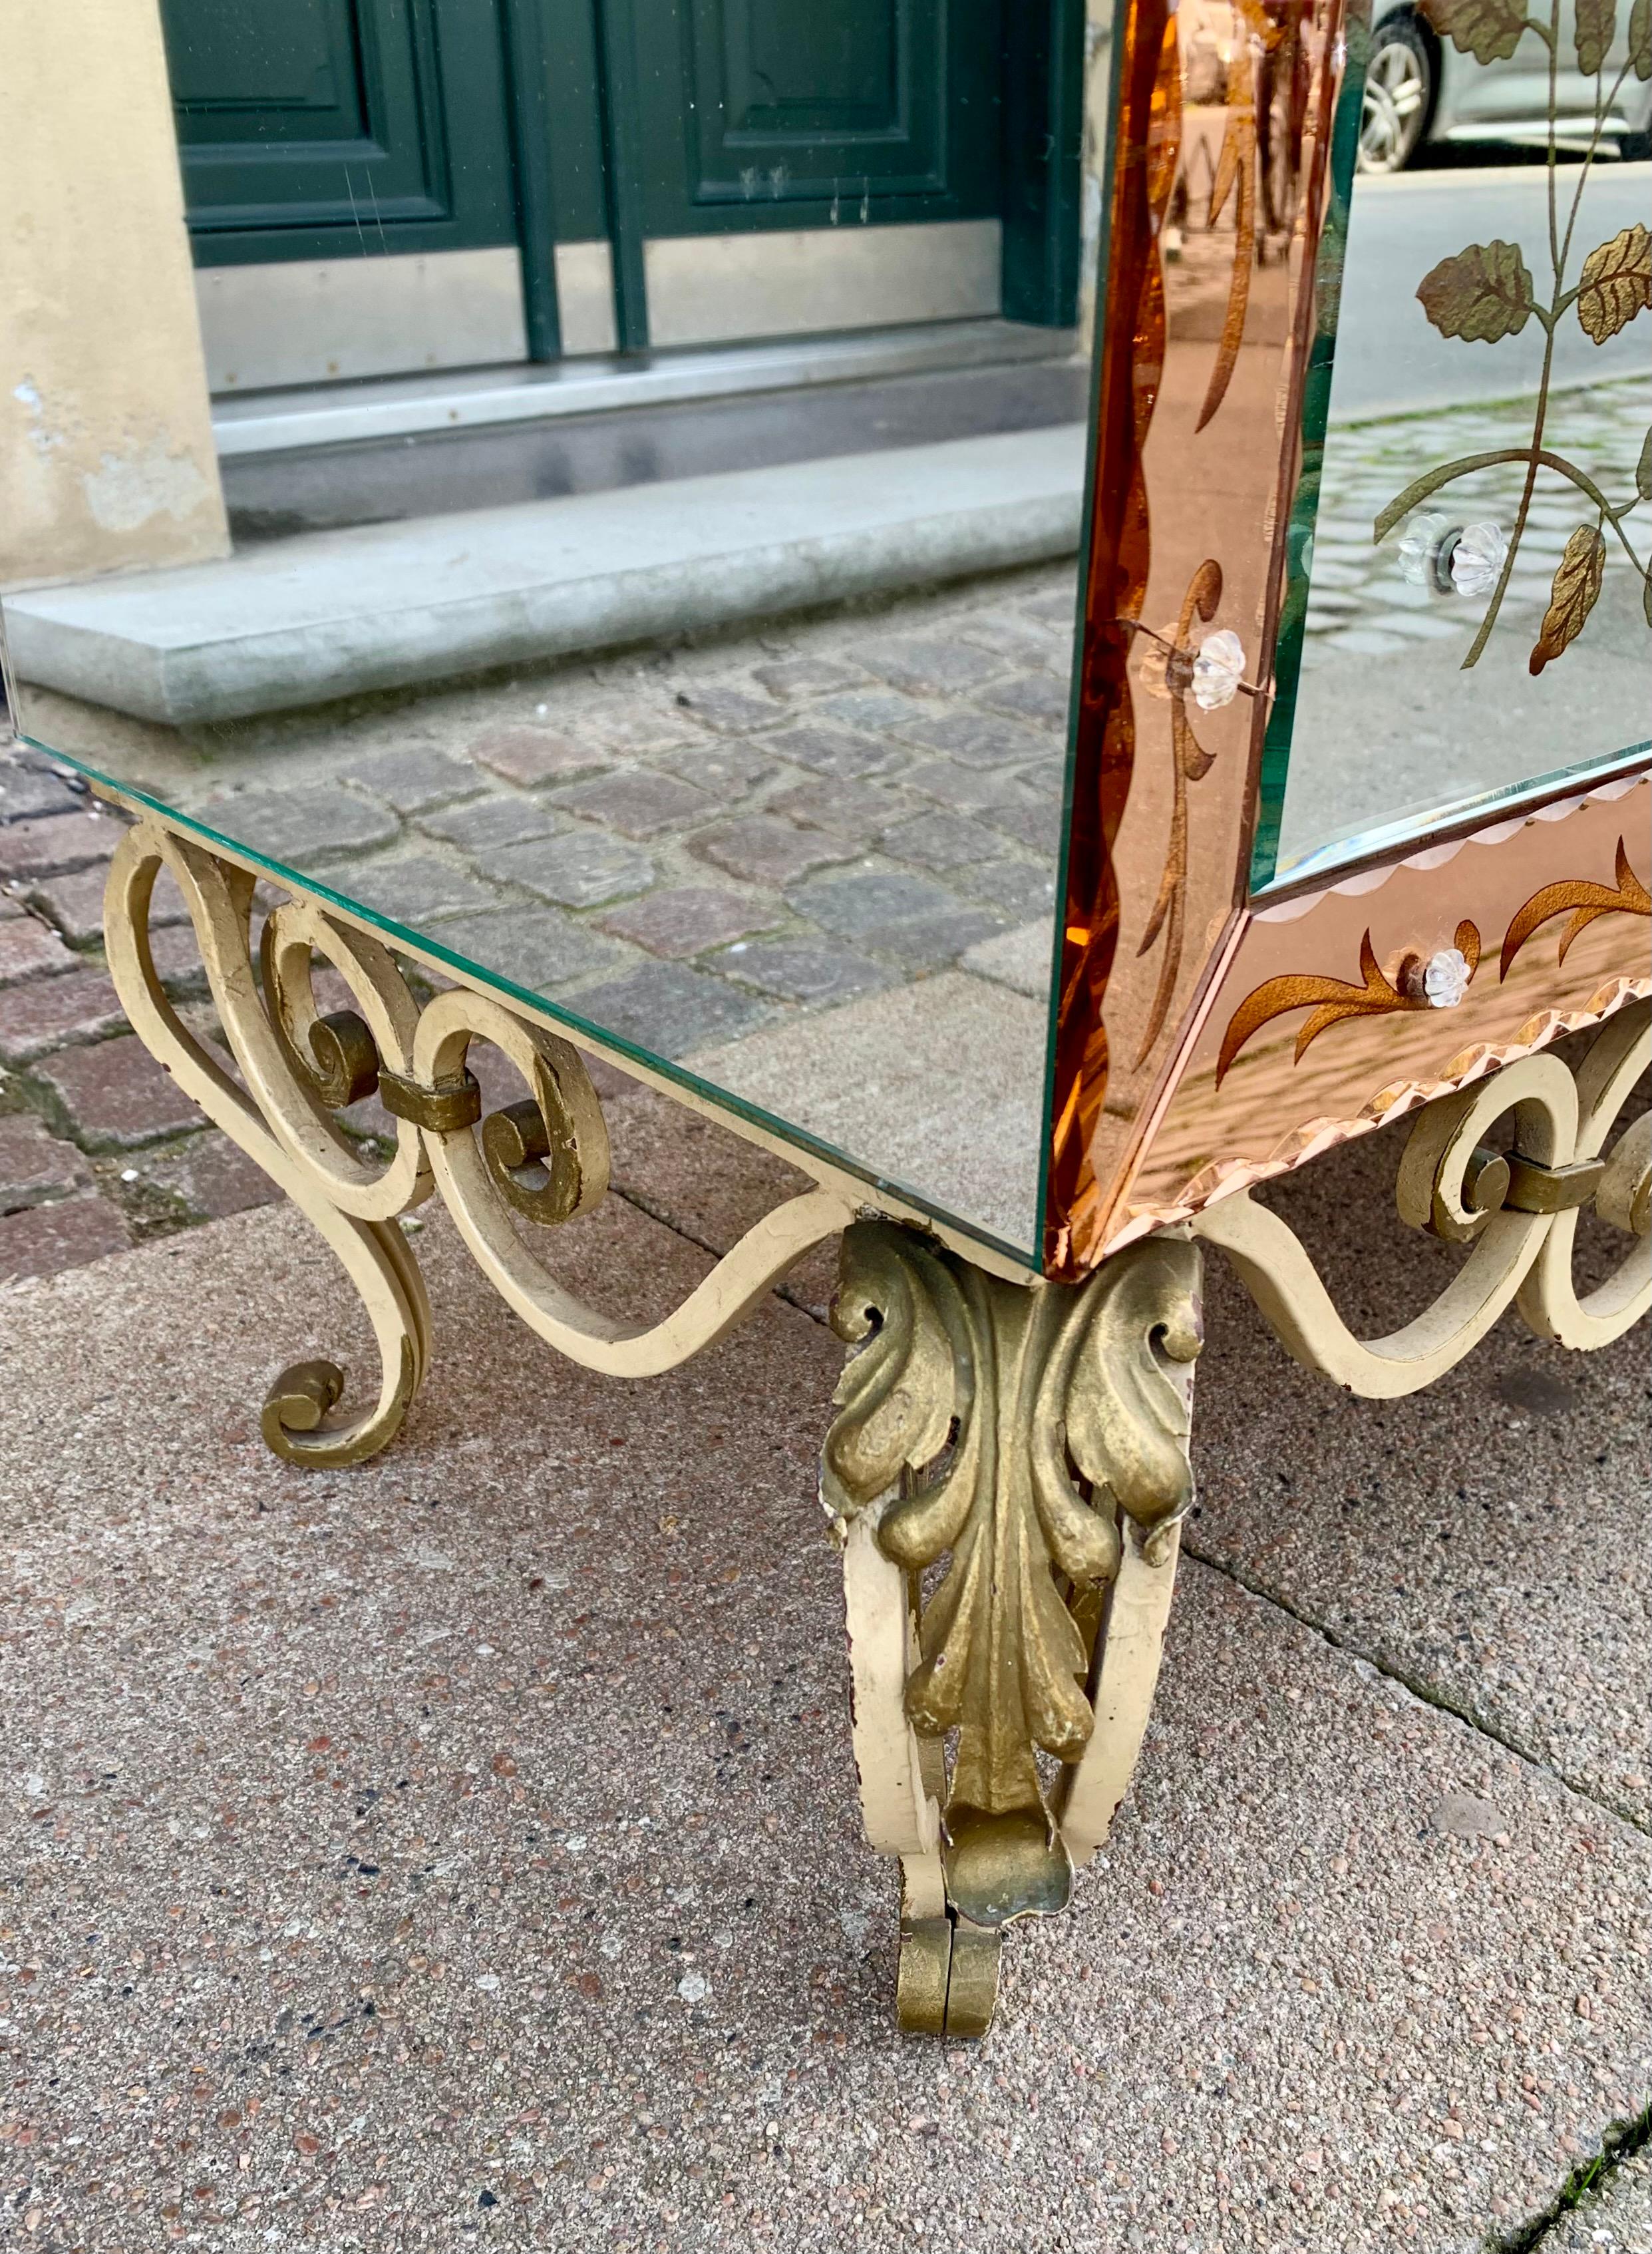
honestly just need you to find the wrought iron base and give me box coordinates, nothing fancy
[101,813,1649,2038]
[103,817,854,1464]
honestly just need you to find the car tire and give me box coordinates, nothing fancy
[1618,128,1651,160]
[1361,17,1434,174]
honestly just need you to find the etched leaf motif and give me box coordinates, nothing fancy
[1418,241,1535,340]
[1428,0,1528,59]
[1574,0,1615,71]
[1529,526,1606,675]
[1216,924,1483,1083]
[1639,426,1652,502]
[1575,224,1652,343]
[1630,0,1651,78]
[1499,839,1651,976]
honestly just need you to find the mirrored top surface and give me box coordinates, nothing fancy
[2,0,1092,1260]
[1263,0,1651,885]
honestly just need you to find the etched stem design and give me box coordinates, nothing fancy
[1498,835,1652,974]
[1377,0,1652,665]
[1216,841,1649,1081]
[1134,560,1226,1065]
[1217,919,1482,1083]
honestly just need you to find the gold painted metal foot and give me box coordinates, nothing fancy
[825,1219,1204,2036]
[896,1916,1002,2038]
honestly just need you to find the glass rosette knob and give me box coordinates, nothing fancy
[1191,629,1246,711]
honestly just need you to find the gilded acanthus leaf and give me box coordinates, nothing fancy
[1575,224,1652,343]
[822,1226,967,1525]
[1573,0,1615,71]
[1428,0,1528,62]
[1629,0,1651,77]
[1418,240,1536,341]
[824,1222,1202,1821]
[1529,526,1606,675]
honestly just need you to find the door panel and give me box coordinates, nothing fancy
[627,0,1003,236]
[160,0,516,263]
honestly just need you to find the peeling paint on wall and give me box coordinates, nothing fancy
[0,0,229,589]
[12,379,67,459]
[81,436,214,533]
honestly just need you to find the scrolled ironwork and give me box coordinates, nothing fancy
[101,817,854,1463]
[1194,1000,1651,1390]
[104,826,431,1467]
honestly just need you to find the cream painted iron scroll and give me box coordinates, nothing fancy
[1193,1005,1651,1393]
[102,818,856,1464]
[100,815,1649,2043]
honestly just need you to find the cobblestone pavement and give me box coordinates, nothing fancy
[8,375,1649,1274]
[33,564,1075,1063]
[1,564,1077,1279]
[0,753,273,1282]
[1299,373,1651,664]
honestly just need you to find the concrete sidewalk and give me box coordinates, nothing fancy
[0,1100,1647,2251]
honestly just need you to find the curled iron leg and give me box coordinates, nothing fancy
[103,823,434,1467]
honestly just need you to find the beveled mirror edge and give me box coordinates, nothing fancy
[1254,741,1652,900]
[0,595,21,745]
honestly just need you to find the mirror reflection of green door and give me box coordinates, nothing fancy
[602,0,1009,345]
[159,0,518,259]
[600,0,1082,345]
[160,0,1079,380]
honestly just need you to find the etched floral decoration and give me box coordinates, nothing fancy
[1375,0,1652,673]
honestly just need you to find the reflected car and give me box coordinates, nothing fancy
[1361,0,1652,171]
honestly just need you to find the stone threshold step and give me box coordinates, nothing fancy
[210,318,1078,459]
[5,426,1085,728]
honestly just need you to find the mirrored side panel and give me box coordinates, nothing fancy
[0,0,1107,1263]
[1044,0,1356,1269]
[1260,0,1652,884]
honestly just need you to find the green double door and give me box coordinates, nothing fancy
[160,0,1078,372]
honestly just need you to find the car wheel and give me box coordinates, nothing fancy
[1360,19,1433,174]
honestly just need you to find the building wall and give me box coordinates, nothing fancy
[0,0,228,590]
